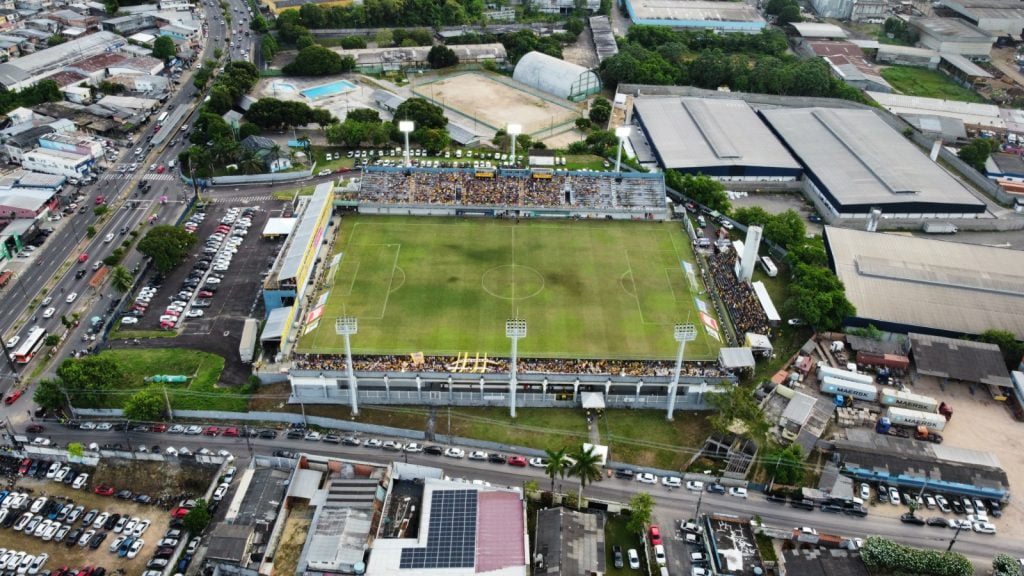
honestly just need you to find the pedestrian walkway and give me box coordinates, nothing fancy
[204,194,273,204]
[142,173,178,182]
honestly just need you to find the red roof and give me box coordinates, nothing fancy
[476,491,525,573]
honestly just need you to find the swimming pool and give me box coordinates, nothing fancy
[300,80,357,100]
[272,81,297,93]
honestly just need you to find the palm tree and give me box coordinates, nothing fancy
[110,265,133,295]
[543,447,569,493]
[238,149,263,174]
[568,444,603,508]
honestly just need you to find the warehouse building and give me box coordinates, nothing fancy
[618,0,765,31]
[809,0,885,21]
[824,226,1024,340]
[761,107,986,219]
[911,17,996,59]
[875,44,941,68]
[939,0,1024,37]
[867,91,1005,130]
[632,96,801,180]
[511,51,600,101]
[800,40,892,92]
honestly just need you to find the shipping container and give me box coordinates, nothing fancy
[817,365,875,386]
[820,376,878,402]
[239,318,258,364]
[856,351,910,371]
[880,387,939,413]
[885,407,947,431]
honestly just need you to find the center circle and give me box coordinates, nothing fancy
[481,265,545,301]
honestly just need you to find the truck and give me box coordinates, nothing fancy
[239,318,258,363]
[876,418,943,443]
[923,222,958,234]
[884,407,948,431]
[880,387,939,413]
[820,376,878,402]
[817,365,875,387]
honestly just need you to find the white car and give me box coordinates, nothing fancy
[133,519,150,537]
[468,451,488,461]
[729,487,748,498]
[42,308,55,319]
[303,431,321,441]
[104,233,114,243]
[45,463,60,479]
[65,292,77,303]
[654,544,667,566]
[317,169,332,176]
[444,447,465,459]
[661,476,682,488]
[185,425,203,435]
[212,483,229,502]
[185,310,203,318]
[859,483,871,500]
[636,473,658,484]
[109,535,128,553]
[31,437,51,446]
[973,521,997,534]
[127,538,145,559]
[26,554,46,575]
[71,473,88,490]
[120,317,139,326]
[686,481,705,491]
[627,548,640,569]
[165,447,179,457]
[403,443,423,453]
[5,336,19,349]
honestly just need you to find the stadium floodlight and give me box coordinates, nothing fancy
[507,123,522,167]
[666,323,697,420]
[506,319,527,418]
[399,121,415,167]
[335,316,359,416]
[614,126,631,173]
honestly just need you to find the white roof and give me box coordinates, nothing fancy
[261,306,292,342]
[719,347,756,369]
[752,281,780,323]
[512,51,599,100]
[262,217,296,236]
[277,182,333,285]
[791,22,848,38]
[867,91,1004,127]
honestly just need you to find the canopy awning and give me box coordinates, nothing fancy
[580,391,605,410]
[719,347,756,369]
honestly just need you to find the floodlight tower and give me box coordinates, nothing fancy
[506,319,527,418]
[667,323,697,421]
[335,316,359,416]
[507,123,522,167]
[614,126,631,173]
[399,121,415,167]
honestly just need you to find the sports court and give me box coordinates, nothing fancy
[411,72,581,134]
[298,216,722,360]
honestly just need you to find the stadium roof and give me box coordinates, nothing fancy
[909,333,1012,387]
[633,96,800,174]
[790,22,848,37]
[824,226,1024,339]
[277,181,333,285]
[512,51,600,101]
[868,91,1003,127]
[262,306,291,343]
[760,107,986,214]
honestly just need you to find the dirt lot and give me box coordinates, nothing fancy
[92,459,220,504]
[0,476,173,575]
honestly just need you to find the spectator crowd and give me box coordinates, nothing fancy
[707,250,772,337]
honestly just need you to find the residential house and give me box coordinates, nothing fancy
[65,52,126,83]
[100,12,155,35]
[241,135,292,173]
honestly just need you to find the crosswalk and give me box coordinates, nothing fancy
[142,173,178,182]
[205,194,274,204]
[99,172,178,182]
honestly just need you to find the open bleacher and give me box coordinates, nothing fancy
[340,166,668,219]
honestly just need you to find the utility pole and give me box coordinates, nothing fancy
[162,386,173,421]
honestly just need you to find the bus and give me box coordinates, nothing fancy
[12,327,46,364]
[156,112,169,125]
[532,168,553,180]
[759,256,778,278]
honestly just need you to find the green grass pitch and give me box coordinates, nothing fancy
[297,215,722,360]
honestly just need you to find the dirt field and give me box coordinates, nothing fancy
[413,73,580,134]
[269,503,312,575]
[93,459,221,503]
[909,374,1024,537]
[0,477,173,575]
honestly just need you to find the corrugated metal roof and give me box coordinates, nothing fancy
[261,306,291,342]
[939,52,994,78]
[277,182,333,284]
[868,91,1003,127]
[791,22,848,38]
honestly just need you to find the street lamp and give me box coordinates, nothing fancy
[506,319,527,418]
[614,126,630,173]
[335,316,359,416]
[399,121,415,168]
[667,323,697,421]
[507,123,522,167]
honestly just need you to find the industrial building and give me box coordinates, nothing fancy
[20,148,93,178]
[618,0,765,31]
[910,332,1012,391]
[824,226,1024,340]
[0,31,123,90]
[338,44,507,74]
[761,107,987,219]
[799,40,892,93]
[939,0,1024,37]
[911,17,996,59]
[511,51,600,101]
[875,44,941,68]
[809,0,885,21]
[631,96,801,180]
[867,91,1005,129]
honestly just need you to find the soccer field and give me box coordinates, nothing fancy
[298,216,721,360]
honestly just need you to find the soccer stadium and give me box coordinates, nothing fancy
[296,167,724,361]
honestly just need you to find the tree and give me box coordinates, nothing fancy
[666,172,730,214]
[705,383,769,445]
[427,45,459,68]
[48,34,67,46]
[103,0,118,14]
[731,206,771,227]
[393,97,448,131]
[763,444,804,485]
[785,242,828,269]
[993,554,1023,576]
[33,379,65,412]
[860,536,972,576]
[958,138,997,172]
[137,225,197,274]
[567,445,603,508]
[543,448,569,492]
[44,334,60,347]
[419,127,450,154]
[340,36,366,49]
[625,492,655,534]
[56,355,128,406]
[575,117,592,131]
[777,4,802,24]
[183,499,212,534]
[762,209,806,249]
[282,45,354,76]
[152,35,177,61]
[123,390,163,421]
[67,443,84,459]
[296,34,316,50]
[976,329,1024,371]
[589,97,612,124]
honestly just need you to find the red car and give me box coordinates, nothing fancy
[78,253,88,263]
[26,424,43,433]
[223,427,239,437]
[4,390,24,405]
[197,291,214,298]
[202,426,220,436]
[649,525,663,546]
[18,458,31,475]
[507,455,528,467]
[171,507,191,519]
[151,424,168,433]
[156,165,166,174]
[94,485,115,496]
[94,196,105,205]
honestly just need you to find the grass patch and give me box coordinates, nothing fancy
[109,328,179,340]
[248,382,430,430]
[447,407,590,452]
[603,410,714,470]
[86,348,242,411]
[299,215,721,360]
[564,154,608,171]
[271,185,317,201]
[880,66,986,103]
[605,513,644,576]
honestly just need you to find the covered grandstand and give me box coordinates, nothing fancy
[512,51,601,101]
[263,181,335,314]
[342,167,668,219]
[632,96,801,181]
[761,107,986,219]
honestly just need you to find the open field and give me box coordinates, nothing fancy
[447,407,591,453]
[603,410,713,470]
[880,66,986,103]
[298,216,721,360]
[412,72,580,134]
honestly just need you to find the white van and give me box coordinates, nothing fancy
[168,159,177,169]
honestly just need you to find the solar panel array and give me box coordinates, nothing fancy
[399,489,477,569]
